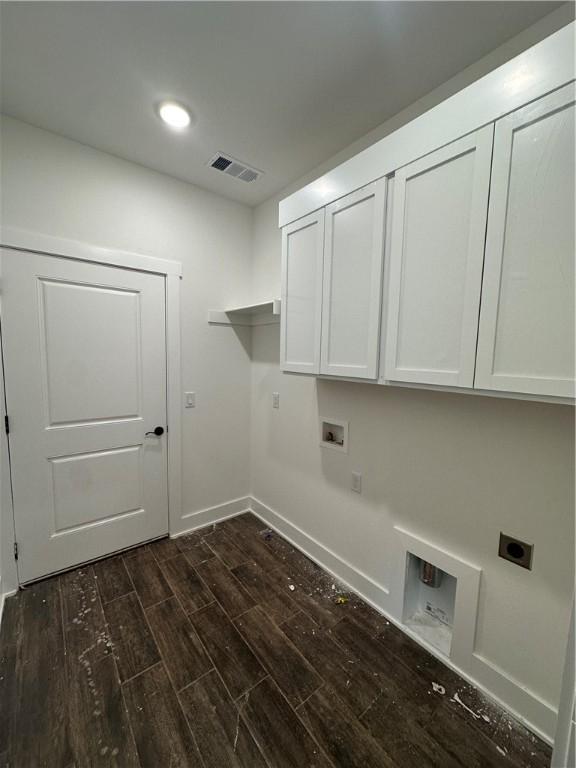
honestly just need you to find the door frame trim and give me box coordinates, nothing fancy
[0,227,183,586]
[1,226,182,276]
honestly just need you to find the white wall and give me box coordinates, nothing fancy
[250,10,575,741]
[0,116,254,541]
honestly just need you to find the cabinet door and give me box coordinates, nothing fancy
[320,180,386,379]
[384,126,493,387]
[475,84,575,398]
[281,210,324,374]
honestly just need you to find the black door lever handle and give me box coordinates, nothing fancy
[145,426,165,437]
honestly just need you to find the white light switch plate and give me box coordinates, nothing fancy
[185,391,196,408]
[351,471,362,493]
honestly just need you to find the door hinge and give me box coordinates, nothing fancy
[4,415,9,435]
[13,542,18,561]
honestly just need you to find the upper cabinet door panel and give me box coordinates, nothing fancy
[280,210,325,374]
[383,126,493,388]
[320,180,387,379]
[475,84,575,398]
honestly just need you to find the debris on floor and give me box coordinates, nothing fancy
[261,529,273,541]
[451,691,482,720]
[431,682,446,695]
[335,595,349,605]
[288,584,295,591]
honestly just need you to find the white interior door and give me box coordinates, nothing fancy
[320,179,386,379]
[281,210,325,374]
[475,84,575,398]
[384,125,493,387]
[1,249,169,582]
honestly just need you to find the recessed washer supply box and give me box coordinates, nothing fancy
[320,418,348,453]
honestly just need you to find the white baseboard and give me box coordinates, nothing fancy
[173,496,252,537]
[249,496,390,608]
[248,495,556,744]
[0,586,17,630]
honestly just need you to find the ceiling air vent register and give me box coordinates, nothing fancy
[207,153,262,183]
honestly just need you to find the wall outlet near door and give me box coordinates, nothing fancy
[351,471,362,494]
[272,392,280,409]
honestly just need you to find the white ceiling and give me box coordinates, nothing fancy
[0,2,565,206]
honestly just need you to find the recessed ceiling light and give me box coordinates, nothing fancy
[158,101,191,129]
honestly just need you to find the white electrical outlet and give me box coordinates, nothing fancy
[351,471,362,493]
[272,392,280,409]
[185,392,196,408]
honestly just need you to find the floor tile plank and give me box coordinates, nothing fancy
[361,681,460,767]
[220,518,279,571]
[68,652,139,767]
[282,611,382,717]
[103,592,160,682]
[123,663,204,767]
[235,605,322,707]
[298,684,395,768]
[61,566,111,663]
[159,553,214,614]
[149,536,183,562]
[239,677,332,768]
[179,669,267,768]
[190,602,266,699]
[226,513,266,535]
[124,548,173,608]
[176,534,215,565]
[493,712,552,768]
[146,597,212,691]
[196,557,255,618]
[423,706,515,767]
[265,533,329,584]
[0,579,73,767]
[266,567,346,629]
[93,555,134,605]
[207,529,251,569]
[232,559,299,624]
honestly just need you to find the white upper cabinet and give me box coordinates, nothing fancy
[280,210,325,374]
[384,126,493,387]
[475,84,575,398]
[320,180,387,379]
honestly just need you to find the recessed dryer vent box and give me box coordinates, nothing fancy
[320,418,348,453]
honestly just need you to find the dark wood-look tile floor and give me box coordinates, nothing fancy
[0,513,551,768]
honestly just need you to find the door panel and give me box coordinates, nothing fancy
[40,279,141,425]
[1,249,168,582]
[49,445,143,534]
[320,179,386,379]
[384,126,493,387]
[475,84,575,398]
[281,211,324,374]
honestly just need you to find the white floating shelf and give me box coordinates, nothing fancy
[208,299,281,327]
